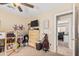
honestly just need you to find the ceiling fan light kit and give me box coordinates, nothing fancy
[0,3,34,12]
[13,3,17,7]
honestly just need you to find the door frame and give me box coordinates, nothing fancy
[54,8,77,56]
[73,4,78,56]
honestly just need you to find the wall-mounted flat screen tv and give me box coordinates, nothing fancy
[31,20,39,27]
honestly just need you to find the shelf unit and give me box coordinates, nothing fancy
[5,32,17,56]
[0,29,26,56]
[0,32,6,56]
[0,39,5,55]
[0,31,25,56]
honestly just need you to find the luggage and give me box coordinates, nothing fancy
[36,43,42,50]
[42,34,49,52]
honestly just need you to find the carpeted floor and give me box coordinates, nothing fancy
[10,47,62,56]
[0,52,5,56]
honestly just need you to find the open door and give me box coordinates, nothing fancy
[56,11,73,56]
[55,4,78,56]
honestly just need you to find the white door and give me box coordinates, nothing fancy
[54,5,78,56]
[56,13,73,56]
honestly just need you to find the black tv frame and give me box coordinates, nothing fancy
[31,20,39,27]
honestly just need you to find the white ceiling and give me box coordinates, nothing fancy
[0,3,66,18]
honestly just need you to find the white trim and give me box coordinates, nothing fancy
[72,3,75,56]
[73,3,78,56]
[55,10,73,17]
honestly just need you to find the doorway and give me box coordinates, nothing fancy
[56,11,73,56]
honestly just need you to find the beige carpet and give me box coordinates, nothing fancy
[10,47,62,56]
[0,52,5,56]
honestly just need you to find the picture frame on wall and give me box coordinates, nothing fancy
[43,20,49,29]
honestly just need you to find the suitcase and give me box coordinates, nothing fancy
[36,43,42,50]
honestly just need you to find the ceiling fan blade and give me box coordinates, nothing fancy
[13,3,17,7]
[21,3,34,8]
[0,3,8,5]
[7,5,15,9]
[17,6,23,12]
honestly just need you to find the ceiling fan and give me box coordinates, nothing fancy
[0,3,34,12]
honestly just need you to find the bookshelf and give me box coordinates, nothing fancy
[5,32,17,56]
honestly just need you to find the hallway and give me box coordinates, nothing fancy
[10,47,62,56]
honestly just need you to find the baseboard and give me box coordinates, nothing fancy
[49,49,56,53]
[28,44,35,48]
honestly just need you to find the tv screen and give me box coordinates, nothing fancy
[31,20,39,27]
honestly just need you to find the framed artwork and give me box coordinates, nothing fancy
[43,20,49,29]
[13,24,24,31]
